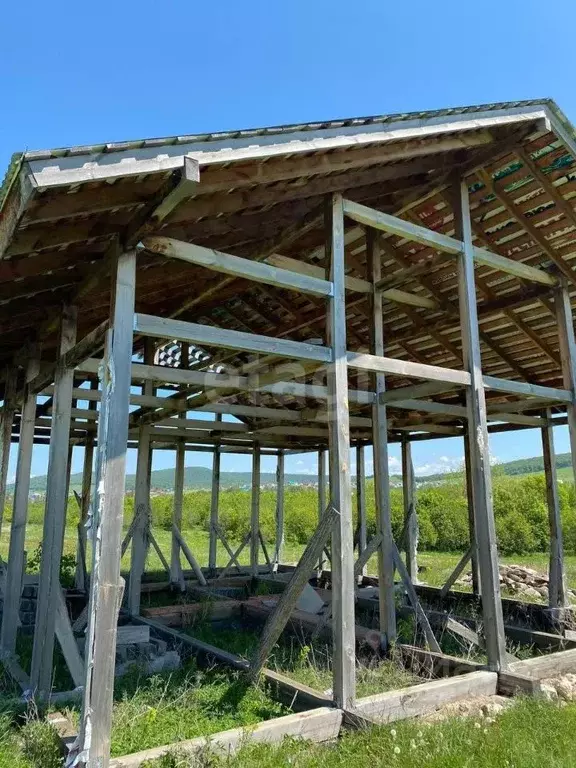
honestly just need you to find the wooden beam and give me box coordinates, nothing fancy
[141,237,333,298]
[273,450,285,571]
[367,231,396,647]
[541,411,567,608]
[347,351,471,386]
[355,446,367,578]
[208,420,221,572]
[482,375,571,402]
[401,437,418,581]
[76,250,136,768]
[326,194,356,708]
[342,197,558,286]
[30,306,77,695]
[454,179,507,672]
[250,446,261,578]
[265,253,438,310]
[317,448,327,573]
[0,354,39,652]
[134,313,332,364]
[170,440,186,586]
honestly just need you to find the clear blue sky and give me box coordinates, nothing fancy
[3,0,576,480]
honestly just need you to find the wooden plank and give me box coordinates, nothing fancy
[248,504,337,680]
[439,545,473,599]
[398,644,484,678]
[497,671,542,696]
[261,667,332,711]
[382,382,461,403]
[347,351,471,386]
[109,708,343,768]
[454,178,507,672]
[172,525,207,586]
[393,544,440,653]
[401,437,418,581]
[134,313,332,364]
[367,230,397,647]
[0,354,39,652]
[510,648,576,680]
[325,194,356,709]
[273,450,285,571]
[140,237,333,298]
[463,429,480,595]
[342,198,557,286]
[250,446,261,579]
[75,382,97,590]
[541,410,567,608]
[30,306,77,695]
[116,625,150,645]
[356,446,367,578]
[265,253,438,309]
[75,250,136,768]
[54,589,84,688]
[353,671,498,723]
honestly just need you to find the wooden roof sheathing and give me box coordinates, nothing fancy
[2,98,576,447]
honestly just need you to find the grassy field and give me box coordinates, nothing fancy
[6,523,576,598]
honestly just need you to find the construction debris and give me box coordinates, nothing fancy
[458,565,576,602]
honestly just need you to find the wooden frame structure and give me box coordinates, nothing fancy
[2,98,576,765]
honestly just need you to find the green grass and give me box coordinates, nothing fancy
[185,624,419,697]
[140,698,576,767]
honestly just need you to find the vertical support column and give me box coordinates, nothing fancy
[455,179,507,671]
[464,428,481,595]
[78,250,136,768]
[30,306,77,694]
[208,417,222,572]
[0,367,17,538]
[541,411,566,608]
[367,228,397,646]
[273,450,285,572]
[1,352,40,652]
[250,444,261,578]
[76,384,97,591]
[401,436,418,582]
[128,339,154,615]
[170,440,185,585]
[317,447,327,573]
[326,193,356,708]
[355,445,367,579]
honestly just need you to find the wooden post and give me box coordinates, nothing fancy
[326,194,356,708]
[367,229,397,646]
[75,437,94,591]
[273,450,285,572]
[77,249,136,768]
[541,411,567,608]
[30,305,77,694]
[355,445,367,579]
[250,445,261,578]
[0,353,39,652]
[454,179,507,671]
[317,448,327,573]
[401,436,418,582]
[0,367,17,538]
[170,440,185,586]
[128,339,154,615]
[208,416,222,572]
[464,428,481,596]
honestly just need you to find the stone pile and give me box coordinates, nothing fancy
[458,564,576,601]
[540,674,576,701]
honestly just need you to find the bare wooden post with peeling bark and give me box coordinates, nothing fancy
[454,179,507,671]
[76,250,136,768]
[30,305,77,695]
[326,194,356,708]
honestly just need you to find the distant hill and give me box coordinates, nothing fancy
[15,451,576,496]
[18,466,321,494]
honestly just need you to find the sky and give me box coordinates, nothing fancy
[2,0,576,481]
